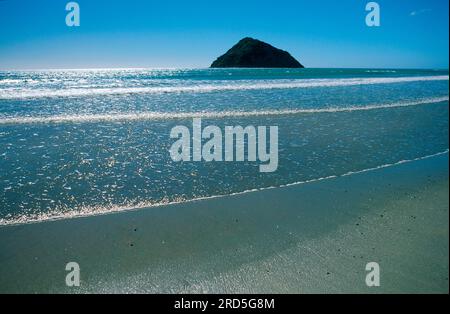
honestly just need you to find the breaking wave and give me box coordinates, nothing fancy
[0,75,448,100]
[0,96,447,125]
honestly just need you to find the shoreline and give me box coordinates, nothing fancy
[0,153,448,293]
[1,149,448,227]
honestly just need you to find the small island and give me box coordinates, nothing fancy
[210,37,304,68]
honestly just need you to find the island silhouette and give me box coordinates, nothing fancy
[211,37,304,68]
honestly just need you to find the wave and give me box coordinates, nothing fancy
[0,96,448,125]
[0,149,448,226]
[0,79,24,84]
[0,75,448,99]
[365,70,397,73]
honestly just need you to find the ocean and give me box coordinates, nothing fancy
[0,68,448,225]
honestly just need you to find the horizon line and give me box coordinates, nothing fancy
[0,66,449,72]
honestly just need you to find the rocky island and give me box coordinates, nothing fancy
[210,37,304,68]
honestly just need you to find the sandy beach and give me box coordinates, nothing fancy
[0,152,448,293]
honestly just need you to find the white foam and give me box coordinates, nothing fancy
[0,79,23,84]
[0,96,447,125]
[0,75,448,99]
[1,149,448,226]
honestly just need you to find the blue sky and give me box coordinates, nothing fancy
[0,0,448,69]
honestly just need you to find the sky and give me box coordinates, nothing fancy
[0,0,448,69]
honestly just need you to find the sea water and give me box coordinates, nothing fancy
[0,68,448,225]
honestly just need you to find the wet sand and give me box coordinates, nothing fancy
[0,153,448,293]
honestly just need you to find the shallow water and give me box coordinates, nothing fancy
[0,68,448,225]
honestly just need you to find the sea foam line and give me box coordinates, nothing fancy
[0,75,448,99]
[0,96,448,125]
[1,149,448,227]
